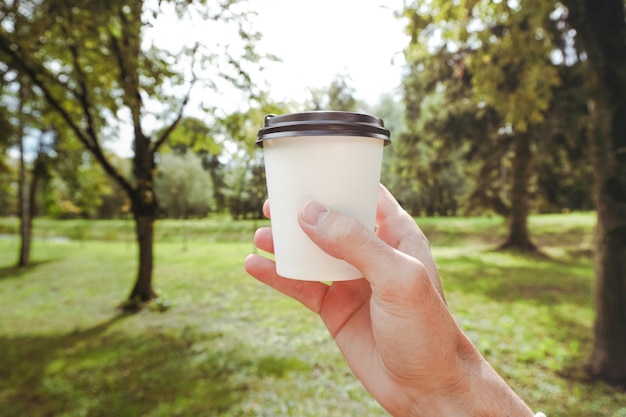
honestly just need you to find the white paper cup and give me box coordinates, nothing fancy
[257,111,391,281]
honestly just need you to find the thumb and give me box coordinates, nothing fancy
[297,201,425,292]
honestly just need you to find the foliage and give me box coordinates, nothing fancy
[399,0,592,218]
[366,93,416,213]
[533,64,594,213]
[154,152,215,218]
[0,74,16,176]
[0,0,261,190]
[160,116,228,212]
[304,73,361,112]
[0,66,112,220]
[45,150,113,219]
[166,117,222,156]
[327,74,358,112]
[0,159,17,216]
[404,0,560,130]
[218,98,290,220]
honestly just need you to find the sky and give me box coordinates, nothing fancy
[11,0,410,160]
[106,0,409,156]
[251,0,409,105]
[147,0,408,108]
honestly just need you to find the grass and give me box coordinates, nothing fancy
[0,215,265,244]
[1,212,625,417]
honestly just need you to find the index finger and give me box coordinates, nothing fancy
[263,200,271,219]
[375,184,427,251]
[375,184,443,298]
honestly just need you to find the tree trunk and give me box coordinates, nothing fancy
[17,84,31,268]
[500,130,536,252]
[20,137,46,266]
[128,209,157,301]
[124,188,158,308]
[123,131,159,309]
[206,154,226,212]
[29,143,44,221]
[17,136,31,267]
[587,96,626,385]
[562,0,626,386]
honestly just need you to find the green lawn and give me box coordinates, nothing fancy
[1,213,625,417]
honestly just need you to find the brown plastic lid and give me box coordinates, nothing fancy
[256,111,391,146]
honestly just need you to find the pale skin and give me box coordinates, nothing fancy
[244,184,537,417]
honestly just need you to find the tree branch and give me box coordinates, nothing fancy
[110,8,144,131]
[152,81,195,154]
[152,44,200,154]
[61,18,100,149]
[0,34,85,147]
[0,31,135,197]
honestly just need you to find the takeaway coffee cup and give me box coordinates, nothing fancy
[256,111,391,281]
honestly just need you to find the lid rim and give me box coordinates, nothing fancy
[257,131,392,141]
[256,111,391,146]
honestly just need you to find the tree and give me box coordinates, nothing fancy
[45,144,114,219]
[154,152,214,219]
[17,126,51,266]
[534,64,593,213]
[327,74,358,112]
[401,0,626,387]
[304,74,362,112]
[400,40,511,218]
[0,0,262,308]
[219,99,289,219]
[15,81,30,266]
[401,0,570,250]
[1,78,111,222]
[560,0,626,387]
[165,117,226,212]
[1,71,57,266]
[0,65,15,207]
[367,93,412,207]
[0,166,15,217]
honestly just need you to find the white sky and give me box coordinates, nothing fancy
[147,0,408,107]
[251,0,409,105]
[107,0,409,156]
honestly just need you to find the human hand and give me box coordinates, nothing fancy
[244,184,534,417]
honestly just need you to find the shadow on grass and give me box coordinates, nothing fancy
[0,259,57,281]
[0,313,308,417]
[440,250,594,307]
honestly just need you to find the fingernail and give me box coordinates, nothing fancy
[301,201,329,226]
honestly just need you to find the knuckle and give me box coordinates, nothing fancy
[341,217,372,244]
[398,258,438,303]
[322,214,380,260]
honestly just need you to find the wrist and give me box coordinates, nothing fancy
[405,334,535,417]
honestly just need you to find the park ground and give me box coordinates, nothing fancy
[0,214,625,417]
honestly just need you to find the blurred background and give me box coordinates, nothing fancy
[1,0,625,416]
